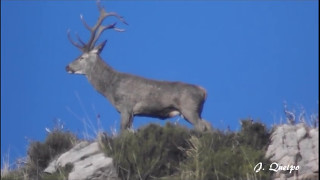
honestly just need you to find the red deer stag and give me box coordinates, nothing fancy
[66,1,212,131]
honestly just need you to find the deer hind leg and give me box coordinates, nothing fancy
[181,108,212,132]
[199,118,213,131]
[120,111,133,131]
[180,109,203,131]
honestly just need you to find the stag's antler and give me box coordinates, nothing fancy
[68,0,128,52]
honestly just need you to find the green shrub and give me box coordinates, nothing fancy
[22,130,77,179]
[1,129,77,180]
[100,121,272,180]
[27,130,77,171]
[238,119,269,149]
[100,123,191,180]
[179,130,271,180]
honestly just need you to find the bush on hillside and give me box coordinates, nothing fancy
[2,119,272,180]
[99,123,191,179]
[1,129,77,180]
[100,120,272,180]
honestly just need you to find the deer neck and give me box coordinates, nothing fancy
[86,58,118,102]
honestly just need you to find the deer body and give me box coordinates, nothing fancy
[66,1,212,131]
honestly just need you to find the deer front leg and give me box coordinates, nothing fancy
[120,111,133,131]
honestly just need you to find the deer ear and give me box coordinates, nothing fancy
[92,40,107,54]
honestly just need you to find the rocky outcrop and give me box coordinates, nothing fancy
[44,141,118,180]
[266,123,318,180]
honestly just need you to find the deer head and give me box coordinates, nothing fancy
[66,0,127,75]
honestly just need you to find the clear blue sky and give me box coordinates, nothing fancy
[1,1,318,166]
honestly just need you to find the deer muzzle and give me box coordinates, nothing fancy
[65,65,74,74]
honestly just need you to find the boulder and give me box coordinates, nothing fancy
[44,141,118,180]
[266,123,318,180]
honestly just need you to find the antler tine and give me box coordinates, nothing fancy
[75,32,86,46]
[74,0,128,51]
[90,23,117,49]
[107,12,128,25]
[88,11,128,49]
[67,30,84,51]
[96,0,104,14]
[80,15,92,31]
[97,0,128,25]
[81,1,109,51]
[113,27,126,32]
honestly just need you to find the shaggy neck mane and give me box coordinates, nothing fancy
[86,57,118,101]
